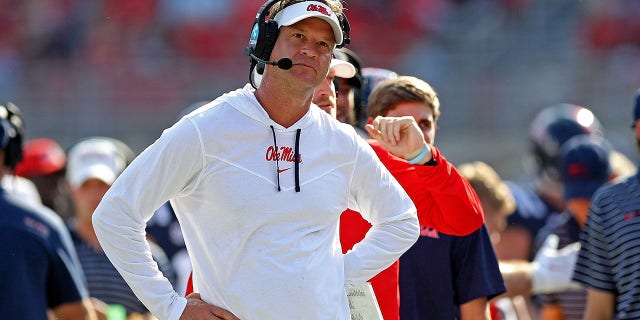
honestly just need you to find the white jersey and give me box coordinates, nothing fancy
[93,84,419,320]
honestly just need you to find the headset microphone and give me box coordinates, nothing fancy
[250,53,293,70]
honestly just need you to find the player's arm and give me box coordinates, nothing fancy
[496,260,534,297]
[582,288,614,320]
[50,298,97,320]
[460,296,490,320]
[497,235,580,298]
[539,303,564,320]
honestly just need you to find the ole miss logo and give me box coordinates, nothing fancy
[624,209,640,221]
[307,4,331,17]
[266,146,302,163]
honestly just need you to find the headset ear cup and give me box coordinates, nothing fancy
[256,20,279,61]
[337,14,350,48]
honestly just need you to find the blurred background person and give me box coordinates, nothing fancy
[0,102,42,204]
[534,134,612,320]
[65,136,175,319]
[332,47,365,130]
[312,57,356,118]
[14,137,74,221]
[457,160,524,320]
[573,89,640,320]
[359,67,397,127]
[458,161,516,247]
[500,103,636,317]
[0,102,96,320]
[500,103,604,262]
[459,160,585,320]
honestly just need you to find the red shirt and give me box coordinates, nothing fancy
[339,140,485,320]
[367,140,484,235]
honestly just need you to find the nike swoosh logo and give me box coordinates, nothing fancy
[278,168,291,173]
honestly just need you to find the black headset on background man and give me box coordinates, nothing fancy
[0,102,24,169]
[245,0,351,88]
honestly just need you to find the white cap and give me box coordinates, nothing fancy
[273,1,343,46]
[330,58,355,78]
[66,138,127,188]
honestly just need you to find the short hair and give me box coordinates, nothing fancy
[367,76,441,120]
[270,0,344,17]
[458,161,516,217]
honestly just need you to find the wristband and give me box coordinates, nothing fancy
[406,143,430,164]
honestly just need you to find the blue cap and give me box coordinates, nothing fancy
[633,88,640,128]
[560,135,611,201]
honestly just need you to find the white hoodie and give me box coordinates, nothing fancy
[93,84,419,320]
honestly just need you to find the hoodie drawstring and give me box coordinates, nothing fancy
[269,126,301,192]
[294,128,301,192]
[270,125,281,191]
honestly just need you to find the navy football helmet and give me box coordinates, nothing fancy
[529,103,604,181]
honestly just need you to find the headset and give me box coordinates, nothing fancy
[0,102,24,169]
[244,0,351,87]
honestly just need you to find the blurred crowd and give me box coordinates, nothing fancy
[2,1,639,62]
[2,1,640,319]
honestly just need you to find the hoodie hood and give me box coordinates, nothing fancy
[217,84,321,131]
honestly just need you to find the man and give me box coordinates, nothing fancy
[66,137,175,318]
[0,102,95,320]
[332,47,364,126]
[363,75,504,319]
[312,57,356,117]
[573,89,640,319]
[179,54,359,297]
[92,1,420,320]
[535,135,612,319]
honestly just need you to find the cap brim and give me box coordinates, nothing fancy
[70,164,117,188]
[274,2,343,46]
[563,180,604,200]
[330,59,356,78]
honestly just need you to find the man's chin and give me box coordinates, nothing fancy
[319,106,335,114]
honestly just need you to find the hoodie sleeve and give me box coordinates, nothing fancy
[342,137,420,286]
[368,140,485,236]
[92,119,204,320]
